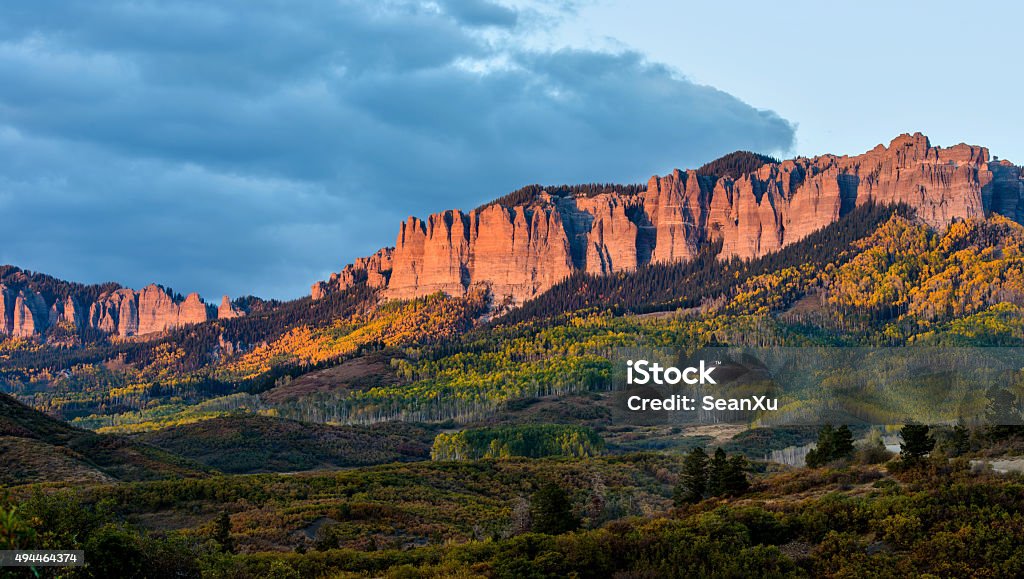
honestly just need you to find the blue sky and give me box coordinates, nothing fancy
[553,0,1024,162]
[0,1,1018,300]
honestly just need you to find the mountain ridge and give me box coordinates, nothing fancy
[0,265,250,341]
[3,133,1021,343]
[313,133,1023,304]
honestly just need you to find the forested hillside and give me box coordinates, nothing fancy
[7,205,1024,434]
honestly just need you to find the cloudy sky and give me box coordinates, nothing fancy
[0,1,1019,300]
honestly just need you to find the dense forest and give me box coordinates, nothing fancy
[695,150,780,180]
[482,182,647,210]
[431,424,604,460]
[501,202,910,323]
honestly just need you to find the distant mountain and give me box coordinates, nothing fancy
[0,392,209,486]
[313,133,1023,304]
[0,265,254,341]
[6,134,1021,345]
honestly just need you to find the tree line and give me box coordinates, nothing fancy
[502,202,911,323]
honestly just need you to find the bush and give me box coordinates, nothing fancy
[855,440,894,465]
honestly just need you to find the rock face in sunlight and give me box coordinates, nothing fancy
[135,284,209,336]
[313,133,1023,304]
[312,248,393,300]
[87,285,212,338]
[217,295,245,319]
[385,205,575,304]
[0,268,247,339]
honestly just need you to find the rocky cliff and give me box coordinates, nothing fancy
[314,134,1023,304]
[312,248,393,300]
[0,268,247,340]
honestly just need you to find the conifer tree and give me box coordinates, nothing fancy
[213,511,234,554]
[900,424,935,463]
[674,447,709,505]
[723,455,750,496]
[833,425,855,460]
[805,425,836,468]
[530,484,579,535]
[707,448,729,496]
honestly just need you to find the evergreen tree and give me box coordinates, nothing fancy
[833,425,855,460]
[900,424,935,463]
[723,455,750,496]
[950,424,971,457]
[707,448,729,496]
[673,447,709,505]
[530,484,579,535]
[805,425,836,468]
[213,510,234,554]
[985,386,1024,440]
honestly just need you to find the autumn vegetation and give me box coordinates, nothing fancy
[5,201,1024,576]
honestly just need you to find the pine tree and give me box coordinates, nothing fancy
[707,448,729,496]
[833,425,855,460]
[213,510,234,554]
[951,424,971,457]
[530,483,579,535]
[805,425,836,468]
[900,424,935,463]
[723,455,750,496]
[674,447,709,505]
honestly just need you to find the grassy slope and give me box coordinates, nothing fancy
[0,392,210,486]
[136,414,433,474]
[81,453,685,553]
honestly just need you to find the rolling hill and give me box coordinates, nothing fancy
[0,392,210,486]
[136,414,433,474]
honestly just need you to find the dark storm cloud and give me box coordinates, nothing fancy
[0,0,795,299]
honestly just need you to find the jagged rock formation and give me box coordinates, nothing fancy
[85,285,213,338]
[314,134,1023,304]
[312,248,393,300]
[133,285,211,336]
[0,268,243,340]
[218,295,245,319]
[0,287,47,338]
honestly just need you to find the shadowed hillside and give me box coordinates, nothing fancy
[137,414,433,474]
[0,392,209,485]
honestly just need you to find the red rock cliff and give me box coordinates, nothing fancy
[0,269,244,340]
[313,134,1022,304]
